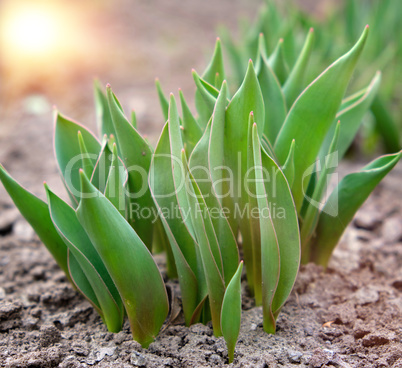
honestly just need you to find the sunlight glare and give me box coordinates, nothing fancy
[6,8,59,54]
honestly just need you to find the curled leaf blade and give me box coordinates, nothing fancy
[221,261,243,363]
[76,170,168,348]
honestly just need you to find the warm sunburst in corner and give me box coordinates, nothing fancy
[0,1,69,60]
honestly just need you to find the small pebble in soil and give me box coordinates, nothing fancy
[287,349,303,363]
[95,346,116,362]
[0,287,6,300]
[130,351,147,366]
[71,342,89,356]
[208,353,222,365]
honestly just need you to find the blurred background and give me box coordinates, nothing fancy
[0,0,399,199]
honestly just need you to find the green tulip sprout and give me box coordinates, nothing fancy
[1,22,400,363]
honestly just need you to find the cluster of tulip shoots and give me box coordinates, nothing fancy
[1,23,401,363]
[221,0,401,153]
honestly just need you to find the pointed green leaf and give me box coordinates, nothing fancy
[0,165,69,278]
[225,60,265,215]
[94,80,116,139]
[183,152,225,336]
[319,71,382,164]
[202,38,225,88]
[78,131,95,179]
[282,28,315,108]
[253,124,300,324]
[55,112,101,207]
[301,122,340,261]
[310,151,402,266]
[77,170,168,348]
[256,36,287,144]
[179,89,202,155]
[193,70,219,129]
[221,261,243,363]
[149,123,201,325]
[106,86,155,247]
[274,26,369,212]
[251,124,280,333]
[268,38,289,85]
[46,185,124,332]
[155,78,169,122]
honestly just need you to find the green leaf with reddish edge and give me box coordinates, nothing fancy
[221,261,243,363]
[261,134,277,162]
[189,294,208,326]
[225,60,265,219]
[46,185,124,333]
[194,38,225,129]
[55,112,101,207]
[106,86,155,248]
[202,38,225,88]
[274,26,369,212]
[310,150,402,266]
[251,123,280,333]
[254,123,300,319]
[149,123,201,326]
[267,38,289,85]
[0,165,69,279]
[76,170,168,348]
[319,71,381,164]
[155,78,169,122]
[104,144,127,218]
[179,89,202,156]
[189,82,239,286]
[282,28,315,108]
[255,34,287,144]
[94,80,116,139]
[182,151,225,336]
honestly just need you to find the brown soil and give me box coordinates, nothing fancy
[0,1,401,367]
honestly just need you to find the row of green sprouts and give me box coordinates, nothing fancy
[1,26,400,362]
